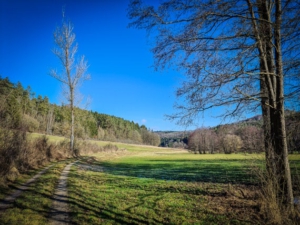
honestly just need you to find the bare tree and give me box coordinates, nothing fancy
[128,0,300,206]
[188,128,219,154]
[221,134,243,154]
[50,18,90,155]
[237,125,263,153]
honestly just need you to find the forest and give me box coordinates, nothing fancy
[0,76,160,146]
[186,114,300,154]
[159,113,300,154]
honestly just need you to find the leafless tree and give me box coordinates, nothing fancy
[221,134,243,154]
[237,125,264,153]
[128,0,300,206]
[50,18,90,155]
[188,128,219,154]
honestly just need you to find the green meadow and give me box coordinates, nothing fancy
[68,140,299,224]
[1,134,300,224]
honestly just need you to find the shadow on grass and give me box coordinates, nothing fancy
[100,158,300,185]
[80,158,260,185]
[68,190,158,225]
[67,168,250,225]
[66,169,167,224]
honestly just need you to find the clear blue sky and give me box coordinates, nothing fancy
[0,0,239,131]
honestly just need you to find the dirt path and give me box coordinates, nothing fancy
[0,164,54,210]
[49,161,78,225]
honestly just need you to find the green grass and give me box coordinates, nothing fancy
[92,148,262,185]
[0,159,75,225]
[2,135,300,224]
[67,151,256,224]
[68,165,249,225]
[96,155,258,184]
[66,142,300,224]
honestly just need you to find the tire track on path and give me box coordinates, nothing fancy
[0,164,54,210]
[49,160,78,225]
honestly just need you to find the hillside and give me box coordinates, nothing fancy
[0,77,160,146]
[157,113,299,154]
[187,113,300,154]
[155,115,264,148]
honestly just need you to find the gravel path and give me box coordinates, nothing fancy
[0,164,54,210]
[49,161,78,225]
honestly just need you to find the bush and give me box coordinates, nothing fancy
[0,131,72,183]
[21,114,40,132]
[74,141,104,156]
[103,143,119,151]
[0,128,27,180]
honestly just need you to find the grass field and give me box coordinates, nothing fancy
[2,134,299,224]
[67,140,300,224]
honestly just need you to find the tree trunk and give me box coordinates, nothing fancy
[70,107,74,154]
[273,0,293,206]
[258,0,294,207]
[70,89,74,155]
[46,107,54,135]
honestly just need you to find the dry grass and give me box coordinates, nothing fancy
[0,132,127,184]
[0,131,72,184]
[251,165,300,224]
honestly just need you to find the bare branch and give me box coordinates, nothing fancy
[50,18,90,154]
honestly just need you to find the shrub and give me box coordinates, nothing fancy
[21,114,40,132]
[253,164,300,224]
[0,131,71,183]
[74,141,104,156]
[103,143,119,151]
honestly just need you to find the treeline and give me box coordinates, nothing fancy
[188,114,300,154]
[0,77,160,146]
[156,131,189,148]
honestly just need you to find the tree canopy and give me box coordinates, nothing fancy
[128,0,300,123]
[128,0,300,207]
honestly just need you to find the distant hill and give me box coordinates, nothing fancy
[237,115,262,123]
[158,112,299,154]
[240,115,262,122]
[155,131,192,138]
[231,115,263,127]
[155,115,263,143]
[155,115,264,148]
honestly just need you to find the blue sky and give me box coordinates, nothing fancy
[0,0,236,131]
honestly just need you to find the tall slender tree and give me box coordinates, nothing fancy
[128,0,300,206]
[50,17,89,155]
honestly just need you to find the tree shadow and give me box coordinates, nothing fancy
[67,170,166,224]
[67,164,259,225]
[82,158,258,185]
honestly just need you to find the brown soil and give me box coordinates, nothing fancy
[48,161,78,225]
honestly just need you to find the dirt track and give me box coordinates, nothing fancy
[49,161,78,225]
[0,161,78,224]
